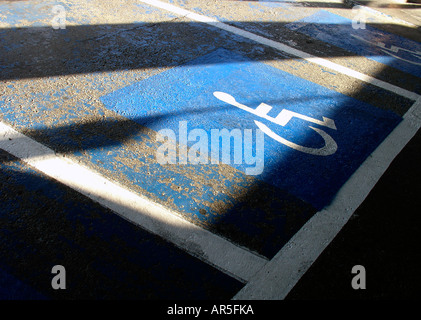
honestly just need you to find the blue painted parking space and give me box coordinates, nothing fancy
[286,10,421,78]
[101,47,402,211]
[0,11,322,258]
[0,4,408,259]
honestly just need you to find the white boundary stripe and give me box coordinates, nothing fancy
[139,0,420,101]
[0,121,268,283]
[233,96,421,299]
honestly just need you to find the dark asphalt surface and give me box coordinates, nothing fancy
[286,126,421,300]
[0,149,243,300]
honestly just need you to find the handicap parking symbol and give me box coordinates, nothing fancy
[213,91,338,156]
[100,48,402,210]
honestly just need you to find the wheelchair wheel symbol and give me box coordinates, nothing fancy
[213,91,338,156]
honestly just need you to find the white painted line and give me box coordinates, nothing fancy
[0,121,268,283]
[139,0,419,101]
[233,96,421,299]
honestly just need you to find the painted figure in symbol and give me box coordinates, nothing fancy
[213,91,338,156]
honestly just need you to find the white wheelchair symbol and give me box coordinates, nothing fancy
[213,91,338,156]
[351,34,421,66]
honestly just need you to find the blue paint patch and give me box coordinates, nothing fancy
[101,48,402,210]
[258,0,295,9]
[286,10,421,78]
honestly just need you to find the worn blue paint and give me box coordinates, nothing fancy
[0,45,402,258]
[101,48,402,210]
[286,10,421,78]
